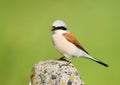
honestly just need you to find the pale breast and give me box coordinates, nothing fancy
[52,33,79,58]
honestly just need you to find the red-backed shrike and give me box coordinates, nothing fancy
[51,20,108,67]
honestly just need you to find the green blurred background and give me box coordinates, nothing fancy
[0,0,120,85]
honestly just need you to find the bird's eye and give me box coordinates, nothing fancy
[59,26,67,30]
[52,26,67,31]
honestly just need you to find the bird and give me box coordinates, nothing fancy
[51,20,108,67]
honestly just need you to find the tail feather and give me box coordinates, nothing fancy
[93,59,108,67]
[85,55,108,67]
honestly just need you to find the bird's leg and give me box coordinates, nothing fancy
[67,58,72,65]
[59,58,72,67]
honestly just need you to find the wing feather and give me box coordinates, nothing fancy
[63,33,89,54]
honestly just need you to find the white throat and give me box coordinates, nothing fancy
[52,30,68,34]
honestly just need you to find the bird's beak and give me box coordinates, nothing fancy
[51,26,56,31]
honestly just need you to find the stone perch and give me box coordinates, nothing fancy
[29,60,84,85]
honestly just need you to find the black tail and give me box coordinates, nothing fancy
[94,59,108,67]
[85,55,108,67]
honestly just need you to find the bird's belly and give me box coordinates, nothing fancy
[52,34,80,58]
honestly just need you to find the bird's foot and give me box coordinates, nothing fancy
[58,56,66,61]
[59,61,72,68]
[59,56,65,60]
[59,58,72,68]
